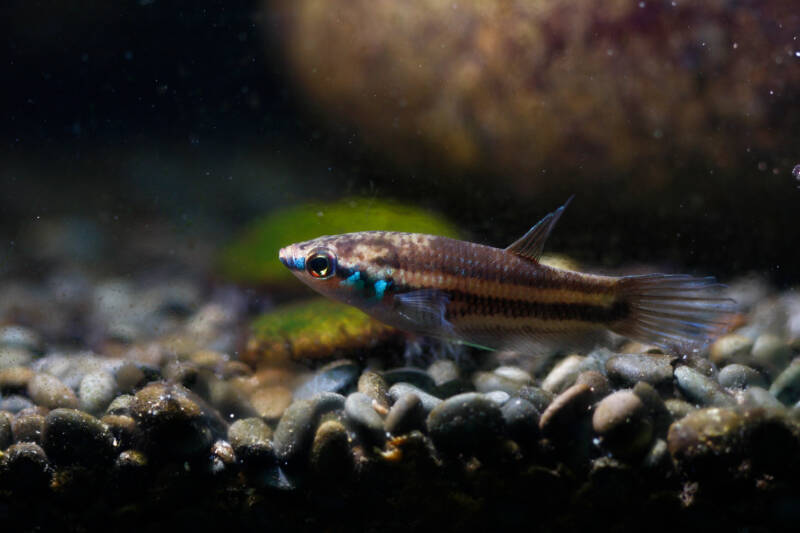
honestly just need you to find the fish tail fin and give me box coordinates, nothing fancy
[610,274,736,350]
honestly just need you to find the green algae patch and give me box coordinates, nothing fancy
[244,298,402,365]
[219,198,461,285]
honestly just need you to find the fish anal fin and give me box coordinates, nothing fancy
[506,196,573,262]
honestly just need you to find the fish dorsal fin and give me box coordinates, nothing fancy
[505,196,573,262]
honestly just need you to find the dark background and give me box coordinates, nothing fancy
[1,0,798,284]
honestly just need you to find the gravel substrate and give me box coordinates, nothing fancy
[1,264,799,531]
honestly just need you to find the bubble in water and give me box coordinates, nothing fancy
[793,164,800,179]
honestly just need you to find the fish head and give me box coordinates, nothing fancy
[279,232,398,308]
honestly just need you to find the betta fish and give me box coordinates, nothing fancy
[279,198,732,354]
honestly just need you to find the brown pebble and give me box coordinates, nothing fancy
[27,373,78,409]
[250,385,293,421]
[0,366,35,393]
[220,361,253,379]
[575,370,610,400]
[667,407,744,469]
[114,362,146,393]
[539,383,593,437]
[189,350,225,369]
[12,411,45,444]
[101,414,141,449]
[253,366,297,387]
[592,390,653,459]
[357,371,390,410]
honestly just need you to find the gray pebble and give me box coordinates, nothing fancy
[0,411,11,449]
[32,354,108,391]
[709,334,754,366]
[516,386,554,413]
[0,395,34,414]
[473,371,526,395]
[273,392,346,464]
[27,373,79,409]
[752,334,792,372]
[228,417,275,463]
[0,442,51,490]
[357,371,390,410]
[718,364,768,390]
[384,393,425,435]
[681,354,717,378]
[592,390,653,459]
[294,360,360,400]
[606,354,675,388]
[427,360,460,385]
[427,392,504,453]
[737,387,785,411]
[388,382,442,413]
[484,390,511,406]
[539,383,593,439]
[42,408,115,466]
[500,397,540,446]
[345,392,385,440]
[494,366,534,383]
[586,347,619,366]
[106,394,135,416]
[0,347,33,370]
[769,362,800,405]
[381,367,437,393]
[674,365,735,407]
[0,325,43,354]
[642,438,670,471]
[79,370,118,415]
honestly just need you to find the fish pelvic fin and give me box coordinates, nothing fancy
[610,274,736,351]
[505,195,573,262]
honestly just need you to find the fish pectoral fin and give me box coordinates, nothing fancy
[505,195,573,262]
[393,289,455,337]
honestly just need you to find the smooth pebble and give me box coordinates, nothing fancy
[27,373,79,409]
[426,392,504,453]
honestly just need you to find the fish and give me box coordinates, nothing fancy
[278,198,733,354]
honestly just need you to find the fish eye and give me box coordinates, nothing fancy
[306,250,336,279]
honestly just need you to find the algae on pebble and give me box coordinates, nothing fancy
[219,198,461,285]
[245,298,402,365]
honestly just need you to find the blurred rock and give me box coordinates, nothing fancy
[272,0,800,193]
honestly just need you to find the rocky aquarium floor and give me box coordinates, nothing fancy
[0,225,799,532]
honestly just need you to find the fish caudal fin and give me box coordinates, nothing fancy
[611,274,736,350]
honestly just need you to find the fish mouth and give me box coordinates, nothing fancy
[279,245,302,270]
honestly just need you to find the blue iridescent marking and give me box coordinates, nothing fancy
[293,256,305,270]
[341,271,361,286]
[373,279,390,300]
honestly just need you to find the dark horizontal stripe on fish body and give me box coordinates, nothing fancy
[444,290,631,324]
